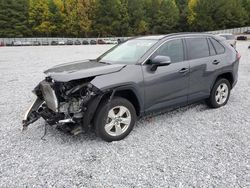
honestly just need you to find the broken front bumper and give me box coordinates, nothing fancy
[22,79,104,131]
[22,97,44,130]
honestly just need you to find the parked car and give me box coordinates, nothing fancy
[90,40,96,45]
[82,40,89,45]
[33,41,41,46]
[51,41,59,45]
[42,41,49,46]
[218,33,236,48]
[66,40,74,45]
[237,36,247,40]
[22,41,32,46]
[117,38,125,44]
[97,39,106,44]
[74,40,81,45]
[5,42,13,46]
[58,41,66,45]
[104,38,118,44]
[12,41,22,46]
[0,41,4,46]
[110,39,118,44]
[243,30,250,34]
[103,38,113,44]
[22,33,240,142]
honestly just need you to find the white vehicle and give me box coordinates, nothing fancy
[12,41,22,46]
[22,41,32,46]
[218,33,236,48]
[103,38,118,44]
[103,38,112,44]
[110,39,118,44]
[58,41,66,45]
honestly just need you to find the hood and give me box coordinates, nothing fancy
[44,60,126,82]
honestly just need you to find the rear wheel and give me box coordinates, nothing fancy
[207,78,231,108]
[94,97,136,142]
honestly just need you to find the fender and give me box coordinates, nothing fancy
[106,84,144,116]
[210,71,234,90]
[82,84,144,130]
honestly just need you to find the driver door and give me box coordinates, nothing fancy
[142,39,190,113]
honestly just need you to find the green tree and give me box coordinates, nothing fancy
[128,0,148,35]
[63,0,79,37]
[147,0,180,34]
[0,0,30,37]
[93,0,129,37]
[176,0,189,31]
[188,0,217,31]
[48,0,66,36]
[188,0,248,31]
[77,0,95,37]
[226,0,248,28]
[29,0,53,36]
[242,0,250,24]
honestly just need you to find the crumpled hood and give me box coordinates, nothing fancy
[44,60,126,82]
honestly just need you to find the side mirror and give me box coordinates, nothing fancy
[149,55,171,71]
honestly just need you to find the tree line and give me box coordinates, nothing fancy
[0,0,249,38]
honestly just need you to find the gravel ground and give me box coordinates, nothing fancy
[0,42,249,188]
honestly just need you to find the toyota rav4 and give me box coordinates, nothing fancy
[23,33,240,142]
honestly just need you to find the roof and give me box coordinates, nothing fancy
[218,33,234,36]
[136,32,214,40]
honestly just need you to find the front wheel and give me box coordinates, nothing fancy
[207,78,231,108]
[94,97,136,142]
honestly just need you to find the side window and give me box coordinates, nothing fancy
[210,38,225,54]
[153,39,184,63]
[186,38,210,60]
[207,38,216,56]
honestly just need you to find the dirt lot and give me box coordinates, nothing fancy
[0,42,249,187]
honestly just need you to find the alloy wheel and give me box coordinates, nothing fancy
[104,106,131,137]
[215,83,229,105]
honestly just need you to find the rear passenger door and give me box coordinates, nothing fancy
[185,37,225,103]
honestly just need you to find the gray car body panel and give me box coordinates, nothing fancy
[90,65,145,113]
[43,33,239,116]
[44,60,126,82]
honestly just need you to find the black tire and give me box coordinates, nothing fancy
[94,97,136,142]
[206,78,231,108]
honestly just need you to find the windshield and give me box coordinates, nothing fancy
[97,39,157,64]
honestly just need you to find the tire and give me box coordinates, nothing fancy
[94,97,136,142]
[207,78,231,108]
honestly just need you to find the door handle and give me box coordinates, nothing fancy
[213,60,220,65]
[179,68,189,73]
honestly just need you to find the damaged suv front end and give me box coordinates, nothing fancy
[23,77,102,132]
[22,59,126,133]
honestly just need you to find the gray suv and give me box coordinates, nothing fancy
[23,33,240,142]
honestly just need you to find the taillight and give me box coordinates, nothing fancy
[236,52,241,60]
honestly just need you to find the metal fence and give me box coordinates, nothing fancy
[0,37,130,46]
[206,26,250,34]
[0,26,249,46]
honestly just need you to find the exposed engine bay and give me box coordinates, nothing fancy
[22,76,104,134]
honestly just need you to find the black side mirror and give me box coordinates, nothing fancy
[149,55,171,71]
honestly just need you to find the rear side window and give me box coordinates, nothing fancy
[186,38,210,60]
[207,38,216,56]
[153,39,184,63]
[210,38,225,54]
